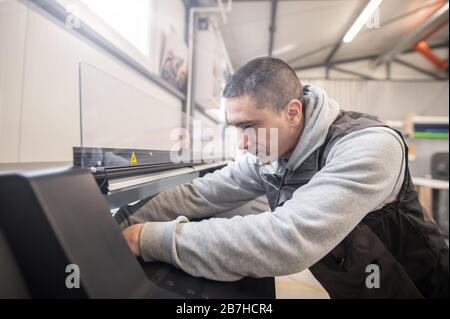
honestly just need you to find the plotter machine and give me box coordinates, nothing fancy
[0,153,274,299]
[0,64,275,299]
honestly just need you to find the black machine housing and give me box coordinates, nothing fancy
[0,163,274,299]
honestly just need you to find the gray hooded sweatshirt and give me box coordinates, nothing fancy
[121,85,406,282]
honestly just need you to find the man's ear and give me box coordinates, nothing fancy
[285,99,302,125]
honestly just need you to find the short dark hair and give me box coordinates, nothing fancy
[222,57,303,112]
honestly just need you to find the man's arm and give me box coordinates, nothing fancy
[117,153,266,229]
[128,127,406,281]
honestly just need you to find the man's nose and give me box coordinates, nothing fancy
[238,134,251,150]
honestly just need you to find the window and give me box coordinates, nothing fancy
[81,0,152,56]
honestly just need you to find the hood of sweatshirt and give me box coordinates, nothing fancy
[285,84,341,171]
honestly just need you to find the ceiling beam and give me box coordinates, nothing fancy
[293,54,378,71]
[404,42,449,54]
[331,66,376,80]
[393,58,447,80]
[372,1,449,67]
[324,0,371,64]
[268,0,278,56]
[292,42,448,72]
[286,43,335,65]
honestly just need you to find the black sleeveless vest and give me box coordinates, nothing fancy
[256,110,449,298]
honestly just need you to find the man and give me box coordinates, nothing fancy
[117,57,448,298]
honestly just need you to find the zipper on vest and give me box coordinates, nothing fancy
[274,169,289,207]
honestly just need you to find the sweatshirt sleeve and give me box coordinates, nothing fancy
[117,153,266,228]
[139,127,406,281]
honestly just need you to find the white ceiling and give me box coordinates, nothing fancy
[217,0,449,75]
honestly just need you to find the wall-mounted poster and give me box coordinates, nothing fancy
[160,31,188,93]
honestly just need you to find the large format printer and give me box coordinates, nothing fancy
[0,147,275,298]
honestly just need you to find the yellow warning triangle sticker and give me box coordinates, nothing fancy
[130,151,138,165]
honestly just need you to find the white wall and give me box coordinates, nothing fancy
[304,79,449,121]
[0,0,186,163]
[0,0,27,163]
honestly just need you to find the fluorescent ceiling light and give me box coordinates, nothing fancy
[343,0,383,43]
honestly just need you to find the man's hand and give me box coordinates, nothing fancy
[122,223,145,256]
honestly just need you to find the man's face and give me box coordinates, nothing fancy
[223,95,303,163]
